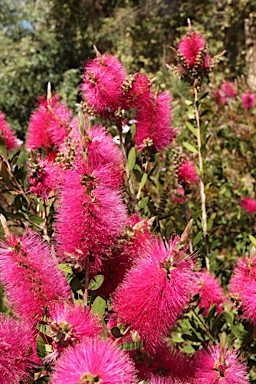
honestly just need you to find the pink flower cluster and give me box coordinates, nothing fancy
[0,111,18,151]
[81,52,175,152]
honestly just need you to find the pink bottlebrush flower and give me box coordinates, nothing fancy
[85,125,125,188]
[123,73,152,109]
[193,270,226,316]
[26,95,72,150]
[229,254,256,298]
[50,338,137,384]
[99,214,154,298]
[0,111,18,151]
[178,31,210,69]
[193,344,248,383]
[133,344,194,381]
[28,156,62,199]
[229,254,256,324]
[240,197,256,214]
[178,161,199,186]
[112,236,196,351]
[0,314,40,384]
[211,88,227,105]
[239,281,256,325]
[221,81,238,98]
[55,158,127,273]
[242,92,255,110]
[134,90,175,152]
[81,53,127,117]
[0,230,71,324]
[46,303,102,358]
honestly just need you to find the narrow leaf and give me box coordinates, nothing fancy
[127,147,136,172]
[91,296,106,317]
[140,173,148,188]
[183,142,198,154]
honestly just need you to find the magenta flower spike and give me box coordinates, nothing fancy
[178,31,209,69]
[46,303,102,358]
[55,157,127,272]
[50,338,137,383]
[0,314,40,384]
[28,156,62,199]
[0,230,71,324]
[240,197,256,214]
[193,270,226,316]
[221,81,238,98]
[0,111,19,151]
[112,236,196,351]
[178,161,199,186]
[242,92,255,110]
[26,95,72,151]
[193,344,248,383]
[134,90,175,152]
[81,53,127,117]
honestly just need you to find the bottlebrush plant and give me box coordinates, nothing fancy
[0,22,256,383]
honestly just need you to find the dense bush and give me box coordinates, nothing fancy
[0,24,256,383]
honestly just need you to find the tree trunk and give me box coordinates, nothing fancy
[245,13,256,91]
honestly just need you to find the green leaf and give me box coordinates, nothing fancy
[205,305,216,322]
[185,99,193,106]
[118,341,143,351]
[70,276,83,292]
[183,142,198,154]
[199,92,209,100]
[138,196,148,210]
[185,121,197,136]
[192,231,202,247]
[88,275,104,290]
[140,173,148,188]
[187,111,195,120]
[36,334,46,358]
[58,263,73,275]
[249,234,256,246]
[28,214,44,224]
[130,124,136,139]
[183,345,195,354]
[127,147,136,172]
[91,296,106,317]
[200,109,210,117]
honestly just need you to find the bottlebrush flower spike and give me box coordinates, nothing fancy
[123,73,152,109]
[178,161,199,186]
[0,314,40,384]
[50,338,137,384]
[132,344,194,381]
[26,95,72,150]
[221,81,238,98]
[84,124,125,188]
[99,214,155,298]
[229,253,256,298]
[178,31,209,69]
[46,303,102,358]
[55,156,127,273]
[0,230,71,323]
[193,344,249,383]
[193,270,226,316]
[0,111,18,151]
[134,90,175,152]
[28,156,62,199]
[242,92,255,110]
[81,52,127,117]
[112,236,196,351]
[240,197,256,214]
